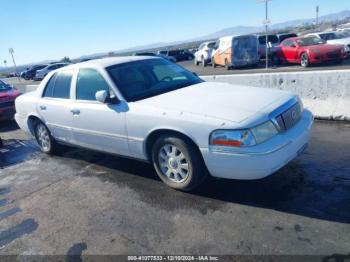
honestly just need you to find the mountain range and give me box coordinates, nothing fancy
[1,10,350,70]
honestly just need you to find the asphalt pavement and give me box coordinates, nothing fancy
[0,120,349,256]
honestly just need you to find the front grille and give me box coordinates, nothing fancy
[327,51,341,59]
[275,102,302,132]
[0,101,15,109]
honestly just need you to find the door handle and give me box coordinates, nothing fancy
[40,105,46,111]
[70,109,80,115]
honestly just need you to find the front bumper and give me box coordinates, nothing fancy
[0,106,16,121]
[201,109,313,180]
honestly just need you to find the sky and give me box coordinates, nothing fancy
[0,0,349,65]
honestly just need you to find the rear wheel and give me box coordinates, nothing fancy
[34,121,57,154]
[152,135,206,191]
[212,57,216,68]
[194,58,199,66]
[272,55,280,65]
[300,53,310,67]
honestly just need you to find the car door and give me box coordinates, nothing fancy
[70,68,129,155]
[280,40,298,62]
[38,70,75,143]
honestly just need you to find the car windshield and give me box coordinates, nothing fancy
[0,80,11,91]
[319,32,347,40]
[259,35,279,44]
[297,37,326,46]
[207,42,216,48]
[107,58,202,102]
[279,34,297,42]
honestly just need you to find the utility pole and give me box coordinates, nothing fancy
[316,5,319,31]
[257,0,271,69]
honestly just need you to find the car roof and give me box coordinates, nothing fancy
[58,56,158,71]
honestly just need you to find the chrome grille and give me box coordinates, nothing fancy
[276,102,302,132]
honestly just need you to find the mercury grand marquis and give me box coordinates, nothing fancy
[15,57,313,191]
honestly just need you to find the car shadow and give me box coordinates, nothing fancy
[54,144,350,224]
[0,120,19,132]
[0,139,39,169]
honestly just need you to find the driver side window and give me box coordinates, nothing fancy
[76,69,111,101]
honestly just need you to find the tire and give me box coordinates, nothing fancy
[194,58,199,66]
[212,57,216,68]
[300,53,310,67]
[201,56,207,67]
[152,135,206,191]
[272,55,280,65]
[34,121,57,154]
[225,59,231,70]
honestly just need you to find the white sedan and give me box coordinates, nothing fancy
[15,57,313,191]
[306,31,350,55]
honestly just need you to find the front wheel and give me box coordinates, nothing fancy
[201,57,207,67]
[152,135,206,191]
[300,53,310,67]
[34,121,57,154]
[225,59,231,70]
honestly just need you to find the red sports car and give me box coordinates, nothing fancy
[0,80,20,121]
[272,36,346,67]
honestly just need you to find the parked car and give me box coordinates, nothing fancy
[156,51,176,62]
[194,41,216,67]
[277,33,298,43]
[133,52,158,56]
[159,50,194,62]
[306,31,350,55]
[34,63,68,80]
[6,72,18,78]
[23,64,48,80]
[133,52,173,61]
[211,35,259,70]
[272,36,346,67]
[14,57,313,191]
[257,34,280,59]
[0,80,21,121]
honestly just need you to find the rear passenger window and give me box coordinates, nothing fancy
[43,73,57,97]
[42,71,72,99]
[76,69,110,101]
[53,71,72,99]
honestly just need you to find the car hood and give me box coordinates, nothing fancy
[136,82,293,124]
[306,44,343,52]
[327,38,350,45]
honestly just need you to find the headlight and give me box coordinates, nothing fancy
[210,121,279,147]
[250,121,279,144]
[210,130,256,147]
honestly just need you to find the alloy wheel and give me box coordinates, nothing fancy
[158,144,190,183]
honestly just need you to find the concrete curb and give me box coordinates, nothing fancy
[201,70,350,121]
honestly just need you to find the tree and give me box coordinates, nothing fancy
[61,56,71,63]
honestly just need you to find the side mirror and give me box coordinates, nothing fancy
[96,90,119,104]
[96,90,109,103]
